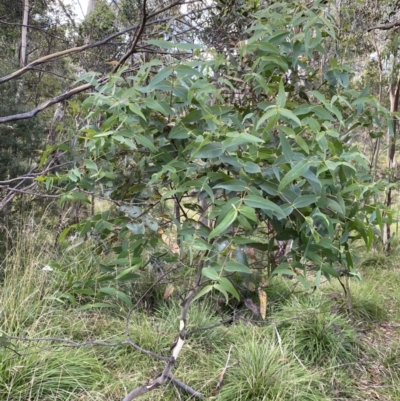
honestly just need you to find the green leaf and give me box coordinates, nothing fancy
[218,277,240,300]
[146,67,173,88]
[243,195,286,219]
[277,79,286,108]
[128,104,146,120]
[238,205,258,222]
[193,285,213,302]
[146,40,202,50]
[202,267,219,280]
[143,98,174,115]
[278,108,302,126]
[296,275,312,290]
[271,263,295,277]
[98,287,133,307]
[120,205,142,217]
[244,162,261,173]
[257,106,278,129]
[214,180,248,192]
[134,134,157,152]
[142,215,158,231]
[77,303,113,311]
[192,142,223,159]
[293,195,317,208]
[213,284,229,303]
[278,159,309,191]
[321,264,339,278]
[224,261,251,274]
[209,208,237,239]
[84,159,98,171]
[278,132,294,162]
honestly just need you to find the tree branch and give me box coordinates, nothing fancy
[367,19,400,32]
[0,3,210,124]
[122,261,204,400]
[0,82,94,123]
[112,0,148,72]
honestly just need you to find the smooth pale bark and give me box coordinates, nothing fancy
[86,0,95,14]
[384,70,400,249]
[370,31,383,178]
[20,0,29,66]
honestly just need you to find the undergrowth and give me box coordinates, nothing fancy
[1,214,400,400]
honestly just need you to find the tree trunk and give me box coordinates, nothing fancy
[86,0,95,15]
[20,0,29,67]
[370,31,383,178]
[384,71,400,250]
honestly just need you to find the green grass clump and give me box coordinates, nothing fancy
[3,212,400,400]
[0,348,104,401]
[273,295,360,366]
[216,331,329,401]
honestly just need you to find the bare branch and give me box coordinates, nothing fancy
[0,186,60,198]
[0,5,207,124]
[123,259,204,400]
[367,19,400,32]
[112,0,148,72]
[0,82,93,123]
[8,336,131,347]
[214,345,234,394]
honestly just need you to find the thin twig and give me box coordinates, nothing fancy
[215,344,233,392]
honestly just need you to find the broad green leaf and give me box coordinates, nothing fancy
[296,275,312,290]
[128,104,146,120]
[146,67,172,88]
[326,198,344,215]
[143,98,174,115]
[214,180,248,192]
[278,108,302,126]
[271,263,295,277]
[98,287,133,307]
[294,135,309,154]
[278,159,309,191]
[257,106,278,129]
[209,207,238,239]
[146,40,202,50]
[192,238,213,251]
[238,215,253,230]
[218,277,240,300]
[293,195,317,208]
[192,142,223,159]
[238,205,258,222]
[224,261,251,274]
[202,267,220,280]
[244,162,261,173]
[84,159,98,171]
[213,284,229,303]
[193,285,213,302]
[278,132,293,162]
[134,134,157,152]
[77,303,113,311]
[277,79,286,108]
[243,195,286,219]
[120,205,142,217]
[321,263,339,278]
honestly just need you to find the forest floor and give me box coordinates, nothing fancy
[1,216,400,400]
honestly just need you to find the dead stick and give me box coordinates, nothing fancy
[215,344,233,392]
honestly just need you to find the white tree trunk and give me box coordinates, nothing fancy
[86,0,95,15]
[20,0,29,66]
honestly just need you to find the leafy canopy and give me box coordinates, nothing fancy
[45,0,390,307]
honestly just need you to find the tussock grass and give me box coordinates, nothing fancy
[2,214,400,400]
[272,294,360,366]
